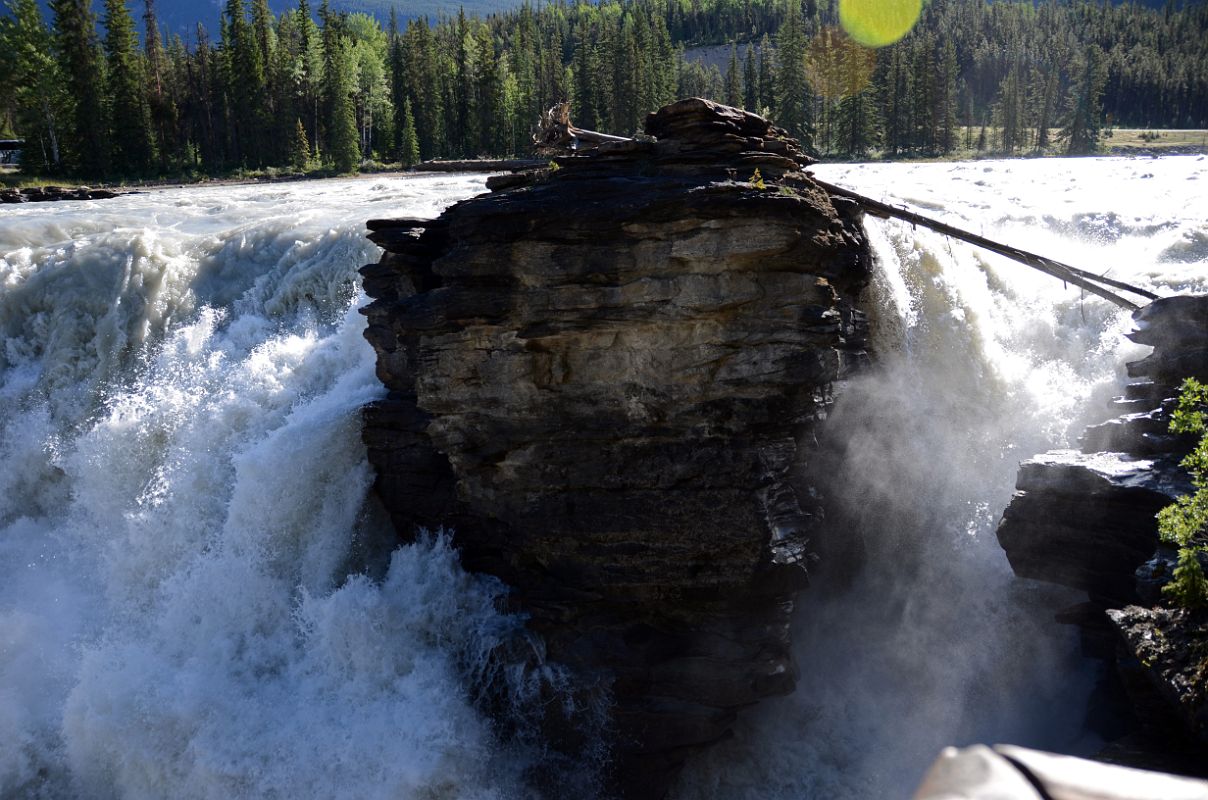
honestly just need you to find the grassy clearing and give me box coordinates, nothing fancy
[1105,128,1208,151]
[942,126,1208,158]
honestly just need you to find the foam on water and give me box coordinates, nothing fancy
[1,158,1205,799]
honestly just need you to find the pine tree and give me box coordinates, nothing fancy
[104,0,156,175]
[1032,62,1061,153]
[297,0,322,158]
[223,0,267,165]
[757,33,774,112]
[879,43,908,155]
[472,23,501,155]
[650,15,677,110]
[724,41,742,108]
[774,0,813,151]
[405,17,443,160]
[51,0,109,176]
[743,43,758,111]
[387,8,406,159]
[188,23,221,168]
[833,90,878,158]
[289,116,309,169]
[143,0,177,170]
[398,97,419,166]
[325,37,359,172]
[936,40,958,154]
[453,8,472,156]
[249,0,278,160]
[509,3,538,153]
[908,33,936,153]
[1063,44,1108,155]
[992,62,1026,154]
[571,20,599,131]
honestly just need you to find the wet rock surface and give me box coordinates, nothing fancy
[0,185,122,203]
[997,294,1208,771]
[1109,605,1208,750]
[359,99,871,797]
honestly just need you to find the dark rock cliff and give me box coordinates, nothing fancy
[997,294,1208,772]
[359,99,871,797]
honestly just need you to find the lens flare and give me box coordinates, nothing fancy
[839,0,922,48]
[807,27,878,100]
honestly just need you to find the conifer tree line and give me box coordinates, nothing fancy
[1,0,1206,179]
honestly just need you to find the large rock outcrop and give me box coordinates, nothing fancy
[997,294,1208,769]
[359,99,871,797]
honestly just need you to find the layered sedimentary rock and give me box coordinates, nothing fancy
[359,99,871,796]
[997,294,1208,767]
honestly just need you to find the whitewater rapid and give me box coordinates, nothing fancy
[1,157,1205,799]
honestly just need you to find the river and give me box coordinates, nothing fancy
[1,158,1206,798]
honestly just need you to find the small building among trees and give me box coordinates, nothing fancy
[0,140,24,165]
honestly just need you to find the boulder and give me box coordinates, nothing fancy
[997,450,1189,603]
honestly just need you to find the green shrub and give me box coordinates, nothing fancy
[1158,377,1208,608]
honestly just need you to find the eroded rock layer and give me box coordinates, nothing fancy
[997,294,1208,768]
[359,99,871,797]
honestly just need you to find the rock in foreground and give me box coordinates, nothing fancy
[360,99,871,797]
[912,744,1208,799]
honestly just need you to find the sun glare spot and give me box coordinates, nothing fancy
[839,0,923,48]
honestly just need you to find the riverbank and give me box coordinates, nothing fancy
[0,158,544,197]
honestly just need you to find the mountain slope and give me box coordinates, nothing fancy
[35,0,518,39]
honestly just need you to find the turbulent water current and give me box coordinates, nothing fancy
[1,158,1206,799]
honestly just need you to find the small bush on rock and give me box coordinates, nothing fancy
[1158,377,1208,608]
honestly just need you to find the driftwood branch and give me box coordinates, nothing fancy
[533,103,635,152]
[812,178,1158,311]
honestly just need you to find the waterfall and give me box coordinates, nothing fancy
[1,157,1205,798]
[0,175,533,799]
[675,156,1208,798]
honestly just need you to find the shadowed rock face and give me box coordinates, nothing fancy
[997,294,1208,771]
[359,99,872,797]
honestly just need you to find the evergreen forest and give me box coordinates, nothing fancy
[2,0,1206,180]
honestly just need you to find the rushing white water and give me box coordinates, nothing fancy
[1,157,1205,799]
[0,174,541,799]
[676,155,1208,798]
